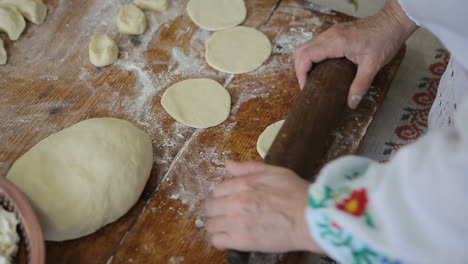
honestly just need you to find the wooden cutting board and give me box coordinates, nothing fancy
[0,0,405,263]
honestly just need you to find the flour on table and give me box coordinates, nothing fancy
[169,256,185,264]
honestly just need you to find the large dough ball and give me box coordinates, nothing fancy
[0,5,26,41]
[89,33,119,67]
[7,118,153,241]
[0,38,6,65]
[0,0,47,25]
[118,4,146,35]
[187,0,246,31]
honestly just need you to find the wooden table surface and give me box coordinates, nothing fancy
[0,0,405,263]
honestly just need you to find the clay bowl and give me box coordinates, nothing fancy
[0,176,45,264]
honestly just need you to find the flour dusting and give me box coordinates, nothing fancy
[169,256,185,264]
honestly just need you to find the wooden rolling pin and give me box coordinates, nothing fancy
[226,58,357,264]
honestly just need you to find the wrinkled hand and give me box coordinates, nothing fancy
[205,161,323,253]
[294,0,418,109]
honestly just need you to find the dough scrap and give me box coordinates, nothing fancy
[7,118,153,241]
[257,120,285,158]
[0,0,47,25]
[118,4,146,35]
[0,6,26,41]
[134,0,168,12]
[206,26,271,74]
[161,78,231,128]
[89,33,118,67]
[0,38,6,65]
[187,0,246,31]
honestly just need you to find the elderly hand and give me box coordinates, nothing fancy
[294,0,418,109]
[205,161,323,253]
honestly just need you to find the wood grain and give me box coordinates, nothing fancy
[0,0,405,263]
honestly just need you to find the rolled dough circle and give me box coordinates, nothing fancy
[7,118,153,241]
[187,0,246,31]
[205,26,271,74]
[161,78,231,128]
[257,120,285,158]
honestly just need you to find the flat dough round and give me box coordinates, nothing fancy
[161,78,231,128]
[206,26,271,74]
[7,118,153,241]
[257,120,285,158]
[187,0,246,31]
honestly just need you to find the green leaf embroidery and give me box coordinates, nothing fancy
[364,211,376,229]
[309,186,333,208]
[352,247,378,264]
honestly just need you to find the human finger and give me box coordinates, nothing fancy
[225,160,266,177]
[206,215,239,234]
[206,194,253,217]
[347,60,378,109]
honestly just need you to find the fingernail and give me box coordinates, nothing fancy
[349,95,362,109]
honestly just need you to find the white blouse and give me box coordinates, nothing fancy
[305,1,468,263]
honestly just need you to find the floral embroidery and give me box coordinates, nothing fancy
[310,186,376,228]
[314,213,403,264]
[336,189,368,217]
[383,49,449,157]
[309,186,333,208]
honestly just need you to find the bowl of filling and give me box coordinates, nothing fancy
[0,176,44,264]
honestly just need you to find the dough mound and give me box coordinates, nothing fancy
[161,78,231,128]
[134,0,168,12]
[0,38,6,65]
[118,4,146,35]
[0,0,47,25]
[0,6,26,41]
[187,0,246,31]
[7,118,153,241]
[206,26,271,74]
[89,33,119,67]
[257,120,285,158]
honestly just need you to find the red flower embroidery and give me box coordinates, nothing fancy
[336,189,368,217]
[429,62,447,76]
[413,92,435,106]
[411,108,429,128]
[395,124,421,141]
[427,79,439,97]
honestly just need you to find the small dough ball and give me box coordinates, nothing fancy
[89,33,119,67]
[118,4,146,35]
[187,0,246,31]
[257,120,285,158]
[0,38,6,65]
[0,0,47,25]
[7,118,154,241]
[206,26,271,74]
[134,0,168,12]
[161,78,231,128]
[0,6,26,41]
